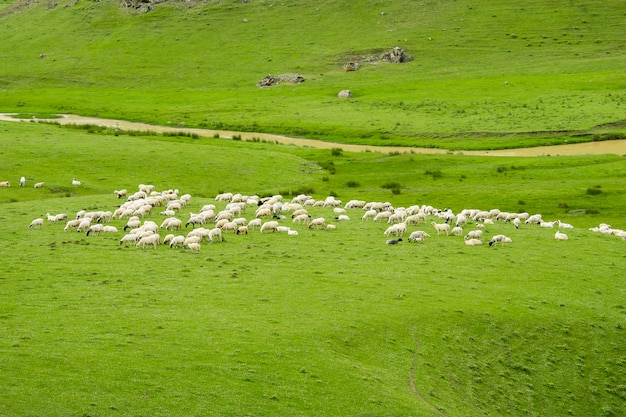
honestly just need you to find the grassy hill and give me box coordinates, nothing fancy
[1,117,626,417]
[1,0,625,148]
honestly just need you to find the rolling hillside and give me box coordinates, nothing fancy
[0,0,625,148]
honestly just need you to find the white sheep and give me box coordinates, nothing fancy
[72,178,81,186]
[384,223,406,237]
[464,238,483,246]
[373,211,392,222]
[102,226,118,233]
[34,182,44,188]
[85,224,104,236]
[119,233,139,245]
[431,222,450,236]
[539,220,556,228]
[525,214,542,225]
[169,235,186,248]
[209,227,223,242]
[361,209,377,221]
[308,218,326,229]
[186,242,201,253]
[29,218,44,229]
[19,176,25,187]
[247,218,262,230]
[288,229,299,236]
[555,231,569,241]
[464,230,483,240]
[292,213,311,224]
[276,226,291,233]
[556,220,574,229]
[64,219,82,231]
[260,221,279,233]
[513,218,521,229]
[0,181,10,187]
[408,230,430,243]
[236,226,249,235]
[76,219,92,233]
[326,224,337,230]
[335,215,350,221]
[450,226,464,237]
[136,234,161,249]
[489,234,512,247]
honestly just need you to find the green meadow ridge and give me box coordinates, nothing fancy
[1,0,625,149]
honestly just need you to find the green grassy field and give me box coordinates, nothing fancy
[1,122,625,416]
[1,0,625,148]
[1,0,626,415]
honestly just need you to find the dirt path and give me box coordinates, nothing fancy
[2,113,626,157]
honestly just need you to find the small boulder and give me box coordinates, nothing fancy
[338,90,352,98]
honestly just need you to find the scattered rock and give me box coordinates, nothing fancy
[338,90,352,98]
[380,46,412,63]
[343,62,360,72]
[257,73,305,88]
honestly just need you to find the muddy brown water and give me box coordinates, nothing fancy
[2,113,626,157]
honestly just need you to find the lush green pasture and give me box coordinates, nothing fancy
[1,121,625,416]
[1,0,625,147]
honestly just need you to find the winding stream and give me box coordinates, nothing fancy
[2,113,625,157]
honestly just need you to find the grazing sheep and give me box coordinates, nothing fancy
[260,221,279,233]
[63,219,82,231]
[464,238,483,246]
[525,214,542,225]
[540,220,556,228]
[308,217,326,229]
[102,226,118,233]
[136,234,160,249]
[555,231,569,241]
[72,178,81,186]
[292,213,311,224]
[29,218,44,229]
[361,209,377,221]
[288,230,299,236]
[335,215,350,221]
[556,220,574,229]
[209,227,223,242]
[373,211,392,222]
[124,218,141,231]
[236,226,249,235]
[46,212,67,223]
[384,223,406,237]
[186,242,201,253]
[19,176,25,187]
[85,224,104,236]
[464,230,483,240]
[405,213,426,225]
[114,189,128,199]
[408,230,430,243]
[489,234,512,247]
[161,217,183,231]
[450,226,464,237]
[386,238,403,245]
[431,222,450,236]
[169,235,186,248]
[34,182,44,188]
[513,218,521,229]
[119,233,139,245]
[326,224,337,230]
[76,219,92,233]
[247,218,262,230]
[0,181,10,187]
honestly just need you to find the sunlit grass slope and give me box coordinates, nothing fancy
[0,121,625,416]
[0,0,625,147]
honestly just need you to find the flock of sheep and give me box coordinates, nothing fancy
[23,182,626,253]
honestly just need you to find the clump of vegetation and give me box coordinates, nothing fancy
[587,186,602,195]
[425,170,443,179]
[382,182,402,194]
[346,181,360,188]
[331,148,343,156]
[318,161,336,174]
